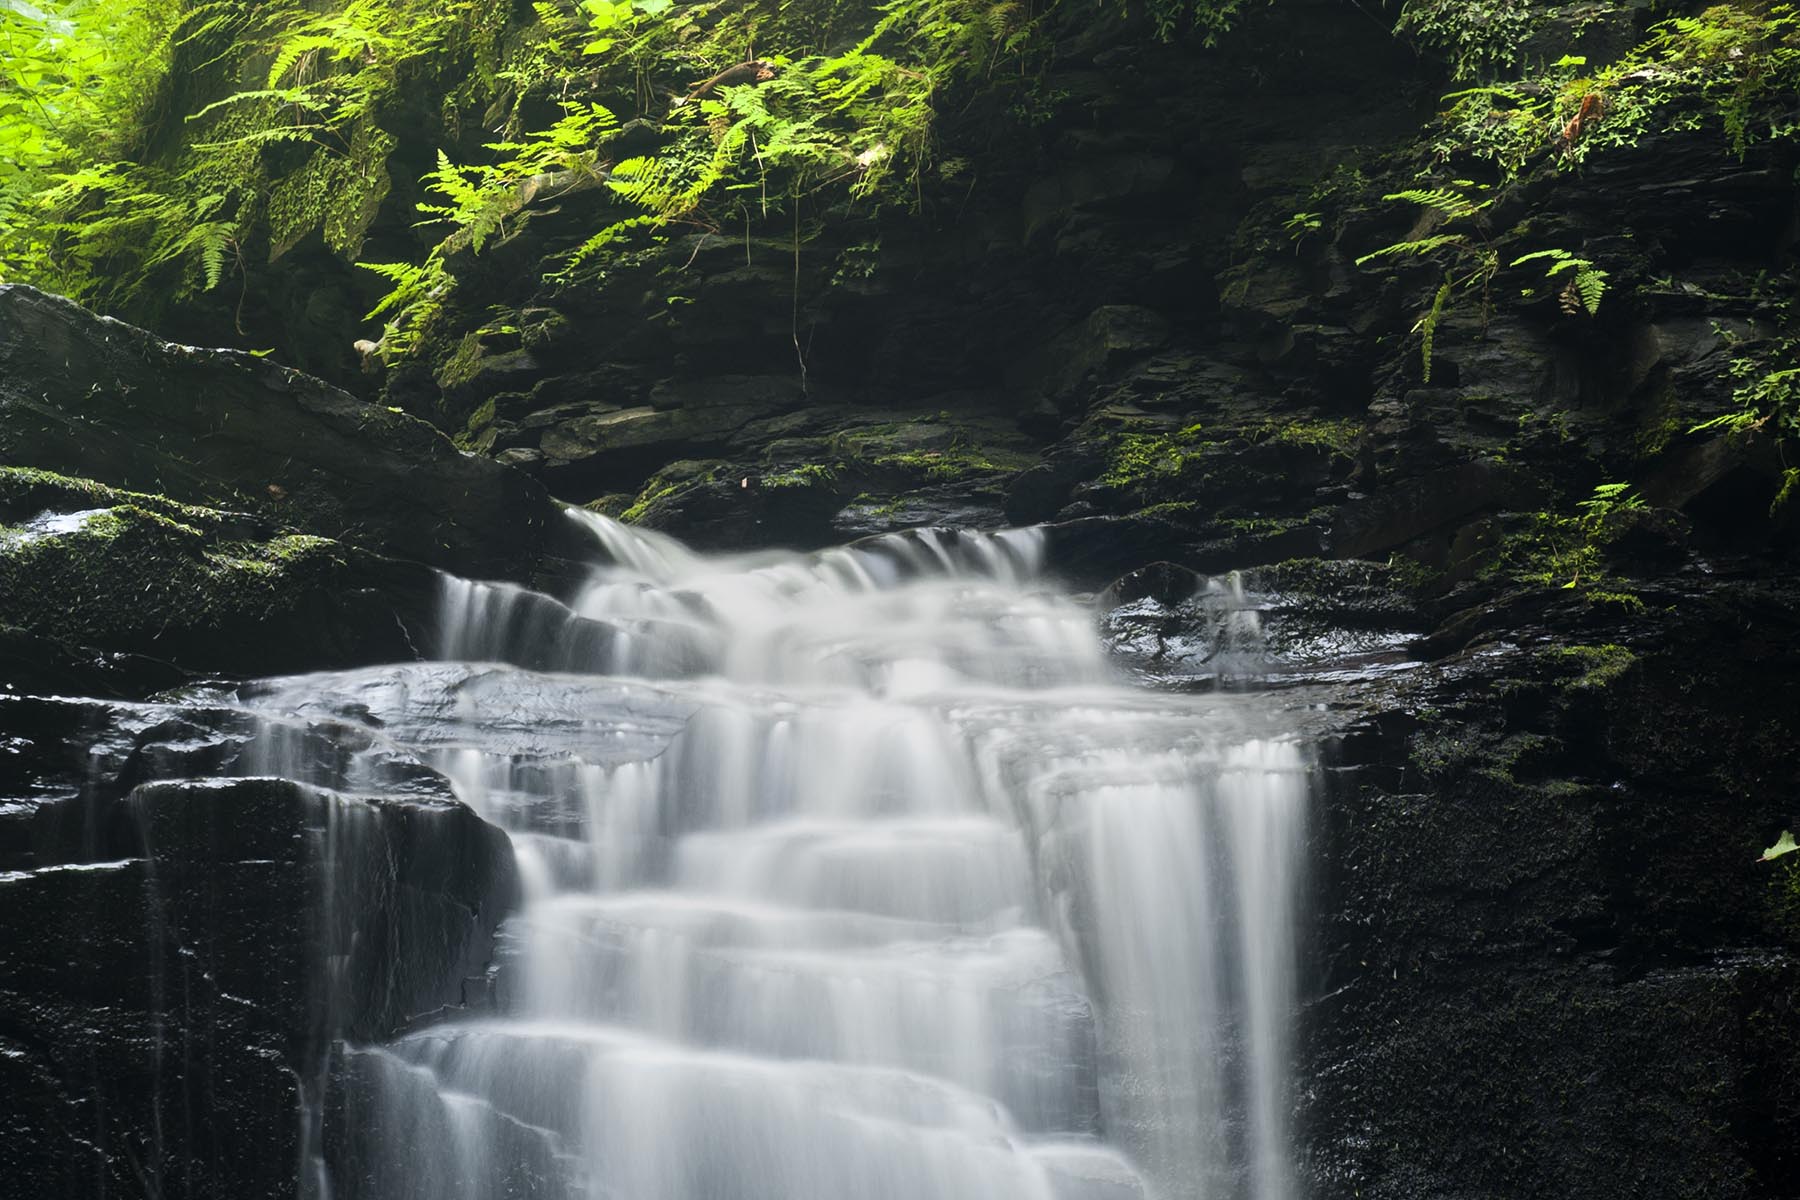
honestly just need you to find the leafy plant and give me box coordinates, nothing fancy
[1393,0,1539,82]
[1355,180,1497,382]
[2,0,502,317]
[1688,339,1800,513]
[1431,3,1800,180]
[1575,481,1644,525]
[1511,248,1608,315]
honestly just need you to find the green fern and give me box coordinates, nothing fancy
[1415,277,1453,383]
[1381,184,1491,222]
[1357,180,1500,379]
[1511,248,1607,315]
[1354,233,1464,266]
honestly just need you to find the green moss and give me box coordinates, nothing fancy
[1481,510,1597,587]
[1383,553,1445,593]
[436,331,486,392]
[868,446,1028,482]
[1221,513,1305,536]
[0,466,227,529]
[1249,417,1365,457]
[0,494,353,656]
[617,459,729,523]
[1136,501,1200,519]
[1100,423,1217,487]
[1545,643,1638,691]
[583,494,633,519]
[763,463,840,490]
[620,479,680,525]
[847,491,905,519]
[456,397,499,452]
[1635,393,1684,460]
[1409,730,1483,781]
[1585,589,1647,615]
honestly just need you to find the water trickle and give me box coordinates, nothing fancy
[250,511,1309,1200]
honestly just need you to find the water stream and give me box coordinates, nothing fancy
[245,511,1308,1200]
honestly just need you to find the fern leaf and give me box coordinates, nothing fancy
[1413,277,1454,383]
[197,221,235,290]
[1575,266,1607,314]
[1510,249,1572,267]
[1355,234,1463,266]
[1383,186,1488,221]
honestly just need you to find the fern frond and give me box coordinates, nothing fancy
[1414,277,1454,383]
[1383,185,1489,220]
[1354,234,1463,266]
[1510,248,1572,267]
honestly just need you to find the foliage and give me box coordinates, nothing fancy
[1691,338,1800,440]
[1484,481,1644,591]
[0,0,178,296]
[1,0,504,313]
[350,0,1056,352]
[1393,0,1539,82]
[1511,248,1607,315]
[1575,480,1643,526]
[1687,337,1800,513]
[1355,180,1498,382]
[1432,4,1800,179]
[1,0,1282,349]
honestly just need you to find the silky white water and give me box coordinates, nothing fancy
[249,511,1308,1200]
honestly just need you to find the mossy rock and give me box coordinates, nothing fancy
[0,473,435,685]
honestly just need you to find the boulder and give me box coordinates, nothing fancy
[0,467,438,690]
[0,286,561,582]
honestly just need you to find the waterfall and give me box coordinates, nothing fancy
[246,510,1309,1200]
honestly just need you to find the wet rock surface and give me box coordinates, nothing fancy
[0,694,517,1199]
[0,285,565,583]
[0,467,441,693]
[1297,571,1800,1200]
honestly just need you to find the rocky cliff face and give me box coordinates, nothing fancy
[2,0,1798,1195]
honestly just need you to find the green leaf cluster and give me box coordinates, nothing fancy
[1511,248,1607,315]
[1,0,504,314]
[1433,3,1800,177]
[358,0,1054,353]
[1688,338,1800,513]
[1354,180,1499,382]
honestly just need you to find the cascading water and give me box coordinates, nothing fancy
[245,510,1309,1200]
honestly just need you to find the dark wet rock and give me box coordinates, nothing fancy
[1095,561,1268,684]
[1096,557,1425,686]
[0,285,561,582]
[0,468,438,690]
[1597,506,1693,574]
[0,693,516,1198]
[1303,574,1800,1200]
[534,374,807,494]
[1643,428,1794,532]
[1009,305,1172,402]
[1328,460,1532,560]
[1005,444,1109,525]
[625,459,847,551]
[831,480,1013,540]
